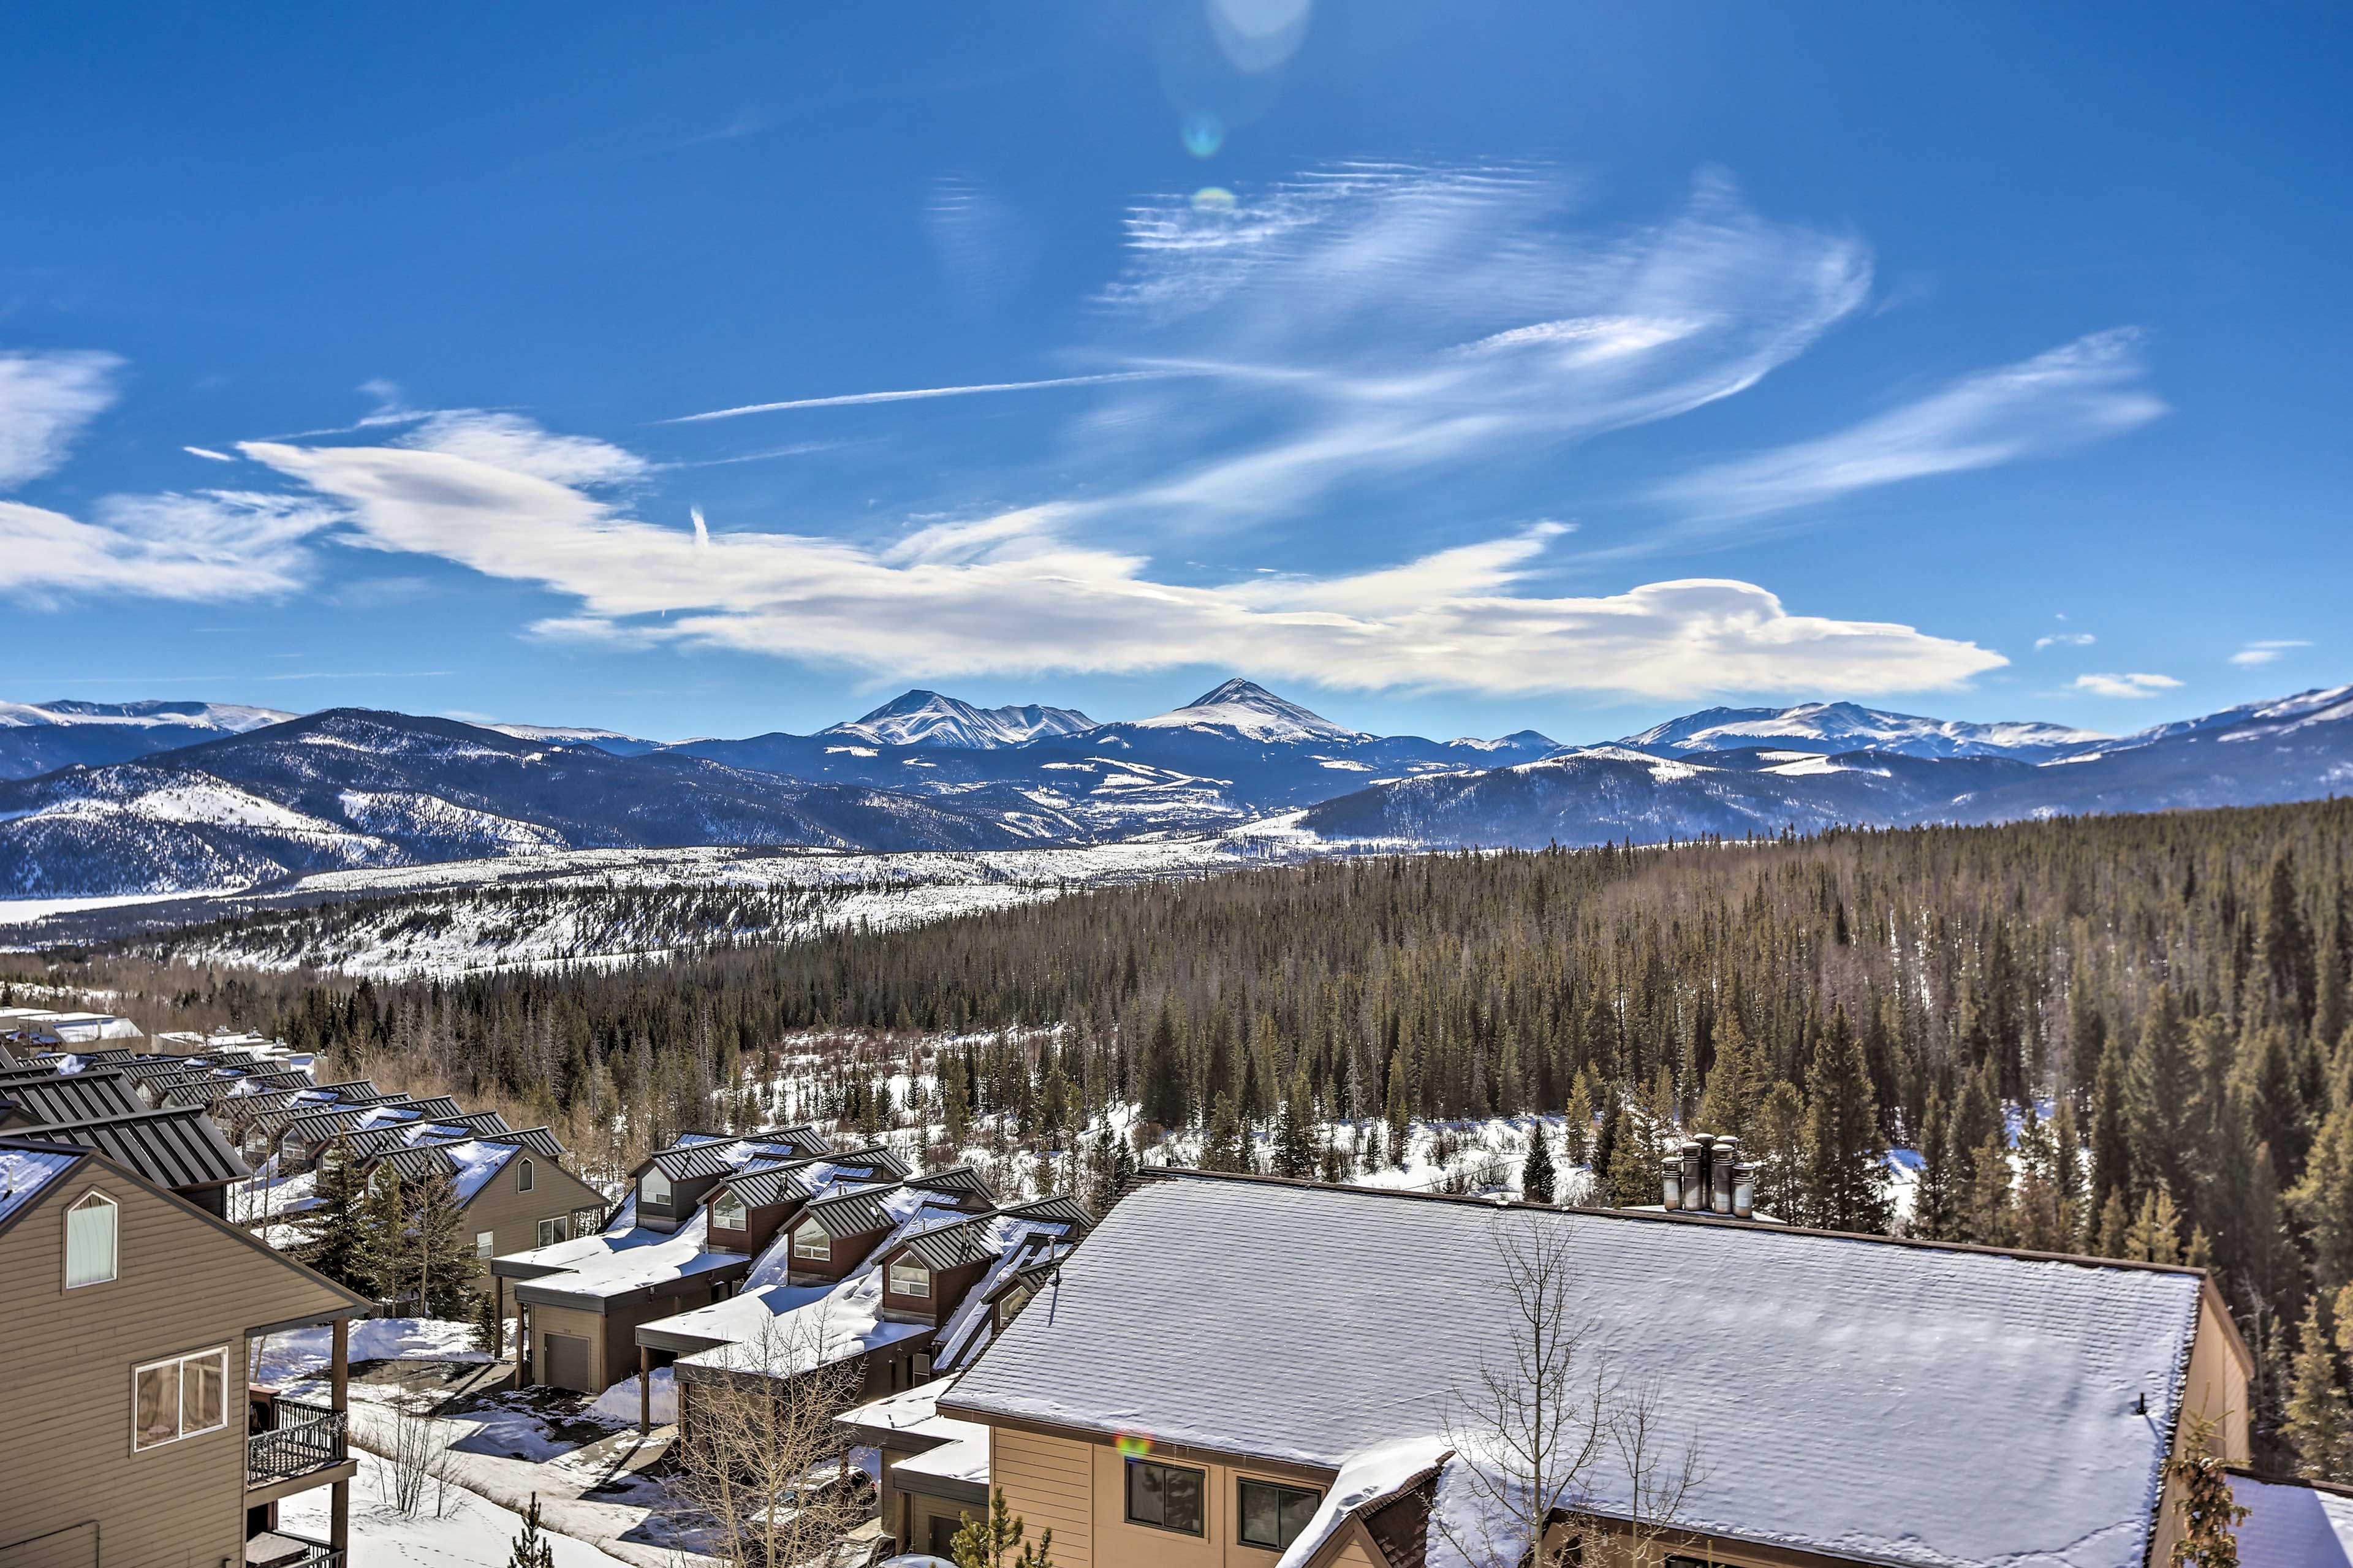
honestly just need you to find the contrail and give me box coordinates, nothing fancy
[662,370,1173,423]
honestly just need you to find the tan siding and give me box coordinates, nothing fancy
[529,1303,613,1392]
[458,1156,608,1270]
[0,1166,358,1568]
[995,1428,1094,1568]
[1325,1542,1382,1568]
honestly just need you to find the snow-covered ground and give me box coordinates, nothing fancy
[278,1450,638,1568]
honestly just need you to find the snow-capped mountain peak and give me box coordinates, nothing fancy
[1621,701,2108,763]
[1133,679,1369,744]
[826,689,1099,750]
[0,699,295,733]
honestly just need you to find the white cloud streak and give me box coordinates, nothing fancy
[0,490,340,605]
[0,349,122,490]
[665,373,1172,423]
[2071,672,2182,699]
[184,445,237,463]
[2034,632,2095,650]
[2230,640,2310,667]
[238,430,2003,699]
[1654,328,2165,524]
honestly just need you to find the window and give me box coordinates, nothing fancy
[475,1230,496,1259]
[518,1158,536,1193]
[998,1283,1032,1327]
[570,1205,604,1235]
[1238,1479,1322,1551]
[65,1191,118,1289]
[537,1216,568,1248]
[713,1192,748,1229]
[1126,1458,1205,1537]
[640,1168,672,1206]
[792,1221,828,1261]
[132,1347,229,1451]
[888,1257,931,1298]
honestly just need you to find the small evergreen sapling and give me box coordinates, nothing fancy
[508,1494,556,1568]
[951,1488,1053,1568]
[2162,1416,2247,1566]
[1520,1123,1556,1205]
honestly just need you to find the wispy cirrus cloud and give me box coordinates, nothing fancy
[1069,165,1874,529]
[0,349,121,488]
[2072,672,2181,699]
[236,428,2003,699]
[666,372,1173,424]
[0,490,339,605]
[1653,328,2165,526]
[2034,632,2095,650]
[2230,640,2310,667]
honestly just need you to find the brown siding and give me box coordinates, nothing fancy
[0,1168,358,1568]
[458,1156,608,1276]
[995,1426,1096,1568]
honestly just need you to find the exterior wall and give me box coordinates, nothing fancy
[2147,1287,2258,1568]
[788,1226,885,1286]
[529,1302,621,1393]
[0,1167,357,1568]
[983,1424,1340,1568]
[458,1156,607,1270]
[882,1254,990,1326]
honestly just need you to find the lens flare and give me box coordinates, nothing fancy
[1190,186,1238,214]
[1181,110,1225,159]
[1115,1433,1155,1458]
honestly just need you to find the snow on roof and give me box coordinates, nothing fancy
[1275,1436,1450,1568]
[0,1143,83,1229]
[2232,1472,2353,1566]
[931,1221,1083,1374]
[943,1176,2208,1568]
[442,1139,517,1204]
[507,1210,740,1298]
[893,1426,990,1487]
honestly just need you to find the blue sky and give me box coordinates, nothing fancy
[2,2,2345,744]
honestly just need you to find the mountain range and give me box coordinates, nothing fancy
[0,678,2345,897]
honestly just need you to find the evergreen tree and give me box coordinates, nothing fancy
[1200,1094,1247,1173]
[364,1165,477,1318]
[2094,1189,2134,1259]
[1604,1100,1653,1207]
[2285,1298,2353,1483]
[2125,1189,2185,1265]
[1520,1123,1557,1205]
[1562,1069,1596,1167]
[1271,1070,1318,1180]
[1912,1091,1960,1241]
[1963,1134,2015,1247]
[507,1495,556,1568]
[1751,1081,1808,1221]
[2089,1030,2134,1223]
[471,1287,504,1357]
[1798,1009,1892,1233]
[2162,1416,2249,1567]
[2291,1100,2353,1301]
[1694,1011,1763,1146]
[2131,988,2197,1206]
[951,1488,1054,1568]
[300,1142,376,1293]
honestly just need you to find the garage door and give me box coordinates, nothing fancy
[0,1523,97,1568]
[542,1332,594,1392]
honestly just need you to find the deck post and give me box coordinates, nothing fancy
[639,1343,652,1433]
[328,1316,350,1556]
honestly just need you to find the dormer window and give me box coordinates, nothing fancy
[999,1282,1032,1325]
[518,1157,536,1193]
[713,1192,748,1229]
[792,1221,828,1260]
[65,1191,118,1289]
[642,1168,672,1206]
[888,1257,931,1298]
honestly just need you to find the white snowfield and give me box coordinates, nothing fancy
[1624,700,2110,760]
[0,699,294,732]
[942,1176,2209,1568]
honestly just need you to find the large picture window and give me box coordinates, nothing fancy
[1238,1478,1322,1551]
[887,1257,931,1298]
[132,1347,229,1451]
[641,1168,672,1205]
[1126,1458,1205,1537]
[65,1191,118,1289]
[792,1222,829,1260]
[713,1192,748,1229]
[537,1216,567,1247]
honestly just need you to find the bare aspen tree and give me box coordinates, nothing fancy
[1438,1218,1703,1568]
[672,1314,872,1568]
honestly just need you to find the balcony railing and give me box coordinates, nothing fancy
[246,1399,347,1488]
[244,1531,344,1568]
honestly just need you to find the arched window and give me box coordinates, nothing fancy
[642,1168,672,1205]
[65,1191,117,1289]
[713,1191,748,1230]
[518,1158,536,1193]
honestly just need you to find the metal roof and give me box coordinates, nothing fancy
[485,1127,566,1159]
[894,1196,1094,1273]
[717,1146,911,1211]
[4,1105,249,1192]
[904,1164,998,1210]
[0,1069,147,1127]
[800,1182,915,1238]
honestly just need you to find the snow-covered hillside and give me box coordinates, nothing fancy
[1621,700,2107,761]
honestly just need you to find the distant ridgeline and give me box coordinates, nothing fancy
[66,795,2353,1470]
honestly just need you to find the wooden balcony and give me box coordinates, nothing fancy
[246,1397,349,1494]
